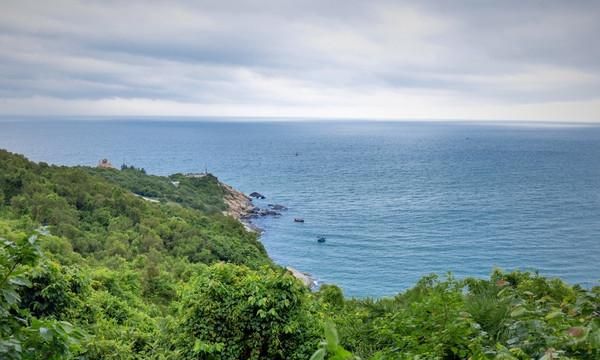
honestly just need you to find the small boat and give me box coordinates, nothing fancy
[317,237,326,243]
[294,218,305,223]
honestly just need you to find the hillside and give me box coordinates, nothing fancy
[84,166,229,214]
[0,150,266,265]
[0,149,598,360]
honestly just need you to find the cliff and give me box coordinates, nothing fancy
[220,182,255,219]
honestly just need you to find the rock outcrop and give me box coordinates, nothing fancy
[286,266,317,288]
[268,204,288,211]
[219,183,279,233]
[220,183,255,220]
[220,187,286,223]
[249,192,266,199]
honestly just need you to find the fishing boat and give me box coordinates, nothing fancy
[317,236,326,243]
[294,218,305,223]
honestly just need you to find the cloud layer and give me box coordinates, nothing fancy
[1,0,600,121]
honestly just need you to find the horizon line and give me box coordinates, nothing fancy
[1,115,600,127]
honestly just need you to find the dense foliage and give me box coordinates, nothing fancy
[0,231,85,359]
[174,263,320,359]
[323,273,599,359]
[0,150,267,266]
[1,149,598,359]
[84,166,228,213]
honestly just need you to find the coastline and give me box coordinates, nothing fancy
[220,180,318,289]
[220,181,264,233]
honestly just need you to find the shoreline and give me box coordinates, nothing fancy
[220,181,318,289]
[220,181,265,233]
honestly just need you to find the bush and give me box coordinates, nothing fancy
[174,263,321,360]
[0,232,84,360]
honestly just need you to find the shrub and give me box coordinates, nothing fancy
[174,263,320,360]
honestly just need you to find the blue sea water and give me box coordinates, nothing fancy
[1,119,599,297]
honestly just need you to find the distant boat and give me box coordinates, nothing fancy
[317,236,326,243]
[294,218,305,223]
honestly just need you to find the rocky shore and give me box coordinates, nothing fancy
[286,266,317,289]
[219,182,267,232]
[220,182,289,232]
[220,182,255,220]
[219,181,317,288]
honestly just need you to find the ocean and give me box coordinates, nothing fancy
[1,119,599,297]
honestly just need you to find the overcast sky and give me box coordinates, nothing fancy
[1,0,599,121]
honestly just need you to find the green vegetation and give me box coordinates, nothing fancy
[322,273,599,359]
[1,149,598,359]
[0,150,266,266]
[84,166,228,213]
[173,263,320,359]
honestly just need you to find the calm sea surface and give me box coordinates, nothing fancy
[1,119,599,297]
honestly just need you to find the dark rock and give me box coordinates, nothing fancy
[268,204,288,211]
[240,207,261,220]
[258,209,281,217]
[249,192,266,199]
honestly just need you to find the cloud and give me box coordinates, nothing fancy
[0,0,599,121]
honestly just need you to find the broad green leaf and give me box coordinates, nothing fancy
[544,310,563,320]
[2,289,20,305]
[510,306,527,318]
[310,348,326,360]
[8,276,31,287]
[324,321,339,349]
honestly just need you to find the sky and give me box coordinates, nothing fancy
[1,0,600,122]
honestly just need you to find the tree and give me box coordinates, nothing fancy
[174,263,320,360]
[0,232,83,359]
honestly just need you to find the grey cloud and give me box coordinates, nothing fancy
[418,1,600,70]
[0,0,599,118]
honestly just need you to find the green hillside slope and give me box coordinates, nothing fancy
[0,149,598,360]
